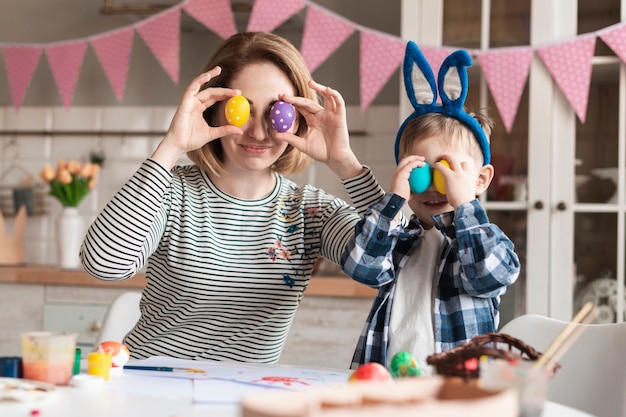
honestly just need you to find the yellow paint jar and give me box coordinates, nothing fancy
[87,352,112,381]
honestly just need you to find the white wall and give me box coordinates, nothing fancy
[0,104,399,266]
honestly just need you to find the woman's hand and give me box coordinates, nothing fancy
[152,67,242,169]
[276,80,363,180]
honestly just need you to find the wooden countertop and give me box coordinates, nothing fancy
[0,265,376,298]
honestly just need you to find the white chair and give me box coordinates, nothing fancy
[94,291,142,350]
[499,314,626,417]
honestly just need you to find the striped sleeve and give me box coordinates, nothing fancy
[80,159,172,281]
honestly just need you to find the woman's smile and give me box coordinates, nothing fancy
[240,143,273,155]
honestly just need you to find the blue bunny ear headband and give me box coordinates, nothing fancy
[394,41,491,165]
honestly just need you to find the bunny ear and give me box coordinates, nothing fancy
[437,49,472,110]
[395,43,491,165]
[403,41,437,109]
[395,41,439,163]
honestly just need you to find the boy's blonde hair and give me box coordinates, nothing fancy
[398,111,493,164]
[188,32,316,177]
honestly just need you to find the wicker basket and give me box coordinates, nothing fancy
[426,333,558,379]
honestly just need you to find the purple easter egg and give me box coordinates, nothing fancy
[270,101,296,132]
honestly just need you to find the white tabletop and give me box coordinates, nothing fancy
[0,388,596,417]
[0,357,596,417]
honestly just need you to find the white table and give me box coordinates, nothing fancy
[0,388,596,417]
[0,358,597,417]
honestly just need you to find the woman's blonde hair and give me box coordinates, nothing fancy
[187,32,315,177]
[398,111,493,164]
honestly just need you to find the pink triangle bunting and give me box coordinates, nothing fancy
[301,6,356,73]
[599,22,626,65]
[359,31,404,111]
[537,34,596,123]
[45,40,88,109]
[247,0,306,32]
[136,8,181,84]
[90,28,134,103]
[184,0,237,40]
[2,45,42,112]
[475,46,533,132]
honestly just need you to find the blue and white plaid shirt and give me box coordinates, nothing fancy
[341,193,520,369]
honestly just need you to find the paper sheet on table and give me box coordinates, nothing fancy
[124,356,350,391]
[104,373,193,400]
[192,378,284,404]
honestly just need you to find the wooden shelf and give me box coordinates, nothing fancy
[0,266,376,298]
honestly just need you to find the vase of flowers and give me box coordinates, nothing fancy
[40,160,100,269]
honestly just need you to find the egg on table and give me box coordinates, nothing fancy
[98,341,130,374]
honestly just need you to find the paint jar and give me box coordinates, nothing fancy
[0,356,23,378]
[21,332,77,385]
[87,352,112,381]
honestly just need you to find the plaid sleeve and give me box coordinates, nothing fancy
[454,199,521,296]
[340,193,419,287]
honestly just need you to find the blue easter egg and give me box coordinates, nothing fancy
[408,163,432,194]
[270,101,296,132]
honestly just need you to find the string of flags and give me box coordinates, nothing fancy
[2,0,626,132]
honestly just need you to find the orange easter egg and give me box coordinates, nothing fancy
[98,341,130,368]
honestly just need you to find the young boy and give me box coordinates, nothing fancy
[341,42,520,373]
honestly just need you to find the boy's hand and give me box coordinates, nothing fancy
[392,155,426,200]
[434,155,477,208]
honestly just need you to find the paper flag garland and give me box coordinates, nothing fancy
[184,0,237,40]
[136,8,181,84]
[537,34,597,123]
[359,31,405,112]
[599,22,626,65]
[90,28,134,103]
[475,47,533,132]
[2,0,626,125]
[2,46,42,111]
[45,40,88,109]
[300,5,355,73]
[247,0,306,33]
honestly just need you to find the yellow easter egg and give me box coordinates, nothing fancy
[432,159,449,194]
[224,95,250,127]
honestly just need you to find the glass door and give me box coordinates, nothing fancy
[442,0,532,325]
[572,0,625,323]
[432,0,626,324]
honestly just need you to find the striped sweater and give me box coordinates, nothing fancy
[80,158,383,363]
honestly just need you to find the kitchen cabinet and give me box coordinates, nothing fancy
[406,0,625,323]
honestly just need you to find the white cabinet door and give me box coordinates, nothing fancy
[412,0,626,324]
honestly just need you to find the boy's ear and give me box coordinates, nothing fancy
[475,163,494,196]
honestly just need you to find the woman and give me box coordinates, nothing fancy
[80,32,383,363]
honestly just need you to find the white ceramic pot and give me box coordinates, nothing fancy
[57,207,85,270]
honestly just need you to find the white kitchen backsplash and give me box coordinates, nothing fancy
[0,105,399,265]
